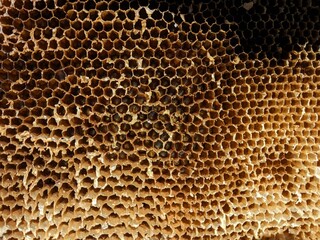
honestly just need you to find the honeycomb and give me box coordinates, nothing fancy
[1,0,320,239]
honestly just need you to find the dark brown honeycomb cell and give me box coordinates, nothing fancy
[1,0,320,239]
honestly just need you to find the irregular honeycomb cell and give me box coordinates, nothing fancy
[1,0,320,239]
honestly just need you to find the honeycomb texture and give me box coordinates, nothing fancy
[1,0,320,239]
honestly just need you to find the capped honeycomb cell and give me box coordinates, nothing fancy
[1,0,320,239]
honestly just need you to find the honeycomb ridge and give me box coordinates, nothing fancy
[1,0,320,239]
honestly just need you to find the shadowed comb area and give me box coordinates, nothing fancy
[0,0,320,239]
